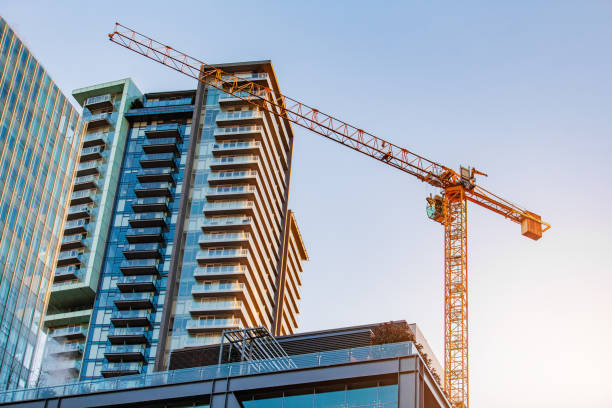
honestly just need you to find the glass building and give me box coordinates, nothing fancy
[0,17,84,389]
[35,61,307,383]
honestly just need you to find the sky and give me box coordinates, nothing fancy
[2,1,612,406]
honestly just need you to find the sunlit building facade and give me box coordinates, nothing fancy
[0,17,84,389]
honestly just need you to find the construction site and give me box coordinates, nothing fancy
[0,2,610,408]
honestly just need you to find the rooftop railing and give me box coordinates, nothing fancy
[0,341,415,403]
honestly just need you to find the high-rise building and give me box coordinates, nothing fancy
[40,79,142,385]
[0,17,84,389]
[40,61,308,383]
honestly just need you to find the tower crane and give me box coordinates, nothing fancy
[108,23,550,408]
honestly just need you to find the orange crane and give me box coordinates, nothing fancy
[108,22,550,408]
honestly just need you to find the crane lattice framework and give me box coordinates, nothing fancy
[108,23,550,408]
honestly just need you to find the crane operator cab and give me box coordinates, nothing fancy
[426,194,447,224]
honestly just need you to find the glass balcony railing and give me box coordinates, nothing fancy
[207,185,255,195]
[67,205,90,216]
[51,326,86,338]
[117,292,154,302]
[203,201,254,212]
[213,141,261,150]
[61,234,83,244]
[57,250,82,260]
[144,137,179,146]
[64,219,87,230]
[111,309,151,320]
[117,275,157,286]
[74,175,98,185]
[81,146,103,156]
[135,182,172,191]
[222,73,268,81]
[85,94,111,106]
[125,243,161,252]
[71,190,95,200]
[126,227,164,236]
[194,264,247,277]
[186,318,242,330]
[211,156,259,166]
[141,153,176,161]
[189,300,242,312]
[197,248,248,259]
[0,342,416,404]
[207,170,257,181]
[85,113,111,123]
[120,259,159,269]
[77,161,99,172]
[48,342,83,355]
[199,232,249,243]
[216,110,263,121]
[134,197,168,206]
[105,345,145,355]
[144,99,191,108]
[82,132,108,146]
[109,327,149,337]
[192,282,244,293]
[202,216,252,227]
[214,125,263,136]
[140,167,174,176]
[47,359,82,372]
[130,212,166,222]
[100,362,142,376]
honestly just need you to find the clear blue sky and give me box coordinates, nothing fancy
[3,1,611,406]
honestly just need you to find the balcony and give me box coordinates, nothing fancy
[194,265,247,280]
[207,170,258,186]
[80,146,104,162]
[213,125,264,142]
[212,140,261,156]
[186,317,242,334]
[136,167,175,183]
[48,342,83,358]
[189,299,244,317]
[134,182,172,198]
[191,282,245,299]
[104,345,146,363]
[216,110,263,126]
[142,137,179,154]
[53,265,80,283]
[131,197,169,213]
[70,189,95,206]
[210,155,259,171]
[120,259,159,276]
[139,152,176,168]
[50,326,87,341]
[82,132,108,148]
[117,275,156,292]
[218,91,261,108]
[46,359,82,376]
[108,327,149,345]
[56,250,83,267]
[66,205,91,221]
[202,200,255,217]
[198,232,251,249]
[144,123,181,139]
[84,94,113,111]
[76,161,99,177]
[114,292,154,310]
[205,185,255,201]
[64,219,88,235]
[221,72,269,86]
[201,216,253,232]
[73,174,98,191]
[128,212,167,228]
[60,234,84,251]
[85,112,112,129]
[125,227,164,244]
[196,248,249,264]
[122,243,162,260]
[110,309,152,327]
[101,362,142,378]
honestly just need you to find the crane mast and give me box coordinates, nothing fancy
[108,23,549,408]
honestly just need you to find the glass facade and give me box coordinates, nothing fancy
[0,17,84,389]
[79,94,193,380]
[40,79,142,386]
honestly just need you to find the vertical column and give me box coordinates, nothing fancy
[443,186,468,408]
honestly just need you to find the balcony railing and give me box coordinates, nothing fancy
[100,362,142,378]
[139,152,176,168]
[119,258,159,276]
[221,73,268,82]
[203,200,254,216]
[56,250,83,267]
[104,345,146,362]
[114,292,154,309]
[80,146,104,162]
[107,327,149,345]
[137,167,175,183]
[197,248,249,263]
[213,141,261,150]
[207,170,257,185]
[85,113,112,129]
[73,175,98,191]
[82,132,108,148]
[144,99,191,108]
[117,275,157,292]
[50,326,87,340]
[198,232,250,248]
[125,227,164,243]
[134,182,172,198]
[84,94,112,111]
[194,264,247,279]
[110,310,152,327]
[53,265,80,283]
[191,282,244,297]
[129,212,167,228]
[48,342,83,357]
[70,189,95,206]
[0,342,416,404]
[189,300,243,314]
[64,219,88,235]
[76,161,99,177]
[216,110,263,123]
[185,318,242,332]
[66,205,90,220]
[214,125,263,136]
[132,197,169,213]
[145,123,181,139]
[46,359,82,374]
[210,155,259,170]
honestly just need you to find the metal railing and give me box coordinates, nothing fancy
[0,341,415,403]
[85,94,111,106]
